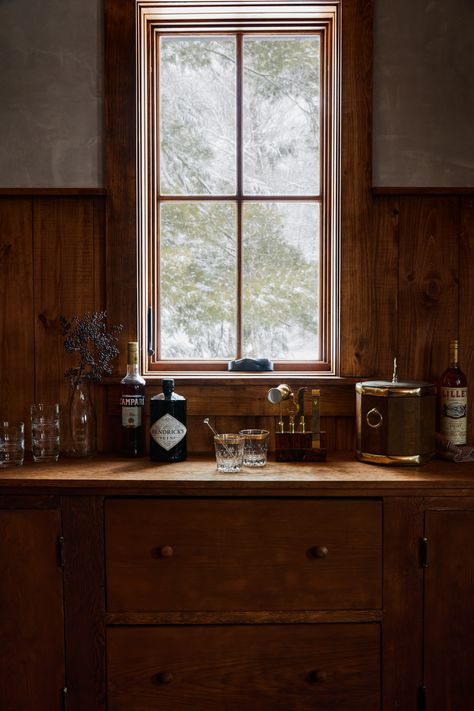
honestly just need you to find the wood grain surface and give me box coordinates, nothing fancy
[398,196,459,382]
[0,198,35,426]
[0,507,65,710]
[107,624,380,711]
[424,509,474,710]
[382,497,424,711]
[105,498,381,612]
[340,0,374,377]
[1,455,474,494]
[34,198,95,402]
[62,496,106,711]
[460,196,474,442]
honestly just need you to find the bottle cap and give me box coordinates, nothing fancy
[127,341,139,364]
[162,379,174,395]
[449,339,459,363]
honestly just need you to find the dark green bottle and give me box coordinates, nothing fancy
[150,379,187,462]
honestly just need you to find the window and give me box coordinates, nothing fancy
[137,2,340,374]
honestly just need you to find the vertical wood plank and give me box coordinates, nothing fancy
[340,0,380,377]
[62,496,106,711]
[398,196,459,381]
[341,190,399,377]
[321,416,337,451]
[0,198,34,424]
[383,497,424,711]
[93,198,108,451]
[105,0,137,368]
[460,196,474,443]
[34,198,95,404]
[335,416,356,452]
[370,197,400,376]
[33,197,107,447]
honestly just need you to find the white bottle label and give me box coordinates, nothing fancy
[150,413,187,451]
[121,407,142,428]
[440,386,468,444]
[120,395,145,428]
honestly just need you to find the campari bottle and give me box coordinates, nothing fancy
[120,342,146,457]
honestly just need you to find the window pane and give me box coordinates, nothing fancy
[242,202,320,360]
[159,36,236,195]
[160,202,237,359]
[243,36,320,196]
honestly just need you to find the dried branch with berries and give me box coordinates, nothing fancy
[60,311,123,390]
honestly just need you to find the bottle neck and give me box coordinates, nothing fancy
[449,342,459,369]
[162,379,175,399]
[126,363,139,377]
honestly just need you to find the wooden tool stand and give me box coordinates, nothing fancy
[275,430,327,462]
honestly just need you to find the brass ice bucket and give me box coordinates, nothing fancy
[356,379,436,465]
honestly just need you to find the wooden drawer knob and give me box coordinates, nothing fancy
[311,545,329,558]
[308,670,328,683]
[155,671,173,684]
[158,545,174,558]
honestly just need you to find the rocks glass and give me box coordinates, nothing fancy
[214,434,245,473]
[239,429,270,467]
[30,403,60,463]
[0,421,25,467]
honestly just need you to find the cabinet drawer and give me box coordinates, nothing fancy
[106,498,381,611]
[107,623,380,711]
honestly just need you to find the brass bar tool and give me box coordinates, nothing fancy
[298,387,307,432]
[287,393,299,434]
[311,389,321,448]
[268,384,293,433]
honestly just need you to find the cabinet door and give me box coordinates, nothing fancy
[424,509,474,709]
[108,623,381,711]
[0,508,65,710]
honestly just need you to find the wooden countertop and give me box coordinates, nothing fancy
[1,453,474,496]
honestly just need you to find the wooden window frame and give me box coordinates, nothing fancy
[105,0,373,381]
[139,9,337,374]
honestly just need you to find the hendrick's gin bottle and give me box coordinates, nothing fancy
[150,379,187,462]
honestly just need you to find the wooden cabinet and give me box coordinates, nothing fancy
[0,499,65,711]
[2,456,474,709]
[424,501,474,710]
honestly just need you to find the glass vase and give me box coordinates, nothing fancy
[63,381,97,457]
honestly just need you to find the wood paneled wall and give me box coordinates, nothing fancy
[0,195,106,449]
[1,192,473,453]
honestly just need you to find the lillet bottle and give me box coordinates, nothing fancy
[439,338,468,445]
[150,379,187,462]
[120,342,146,457]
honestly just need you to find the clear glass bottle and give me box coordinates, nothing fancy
[120,342,146,457]
[63,381,97,458]
[439,339,468,444]
[150,379,187,462]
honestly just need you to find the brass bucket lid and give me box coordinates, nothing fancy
[356,380,436,397]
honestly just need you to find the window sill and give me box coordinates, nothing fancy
[104,374,362,387]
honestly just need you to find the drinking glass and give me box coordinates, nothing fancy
[0,421,25,467]
[31,403,60,463]
[214,434,244,473]
[239,429,270,467]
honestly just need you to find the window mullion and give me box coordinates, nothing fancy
[236,32,243,359]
